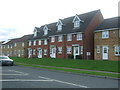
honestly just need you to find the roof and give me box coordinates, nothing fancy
[95,17,119,31]
[2,34,32,45]
[29,10,102,40]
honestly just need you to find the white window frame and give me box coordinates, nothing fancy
[22,42,24,47]
[14,43,17,47]
[22,50,24,55]
[8,45,9,48]
[34,31,37,37]
[38,40,41,45]
[67,46,72,54]
[58,35,62,42]
[29,41,32,46]
[114,46,120,56]
[67,34,72,41]
[58,47,62,54]
[74,20,80,28]
[77,33,82,40]
[97,46,100,54]
[44,39,47,45]
[33,40,36,46]
[51,36,55,42]
[58,25,62,31]
[102,31,109,39]
[44,49,47,55]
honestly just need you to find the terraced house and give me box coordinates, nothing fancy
[94,17,120,61]
[28,10,103,59]
[2,35,32,58]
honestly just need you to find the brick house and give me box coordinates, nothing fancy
[94,17,120,61]
[28,10,103,60]
[2,35,32,58]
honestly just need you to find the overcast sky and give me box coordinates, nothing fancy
[0,0,119,41]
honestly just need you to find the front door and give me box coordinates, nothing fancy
[50,47,56,58]
[73,46,79,59]
[38,49,42,58]
[102,46,108,60]
[28,49,32,58]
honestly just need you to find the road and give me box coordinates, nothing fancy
[1,65,119,88]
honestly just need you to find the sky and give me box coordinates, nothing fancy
[0,0,119,41]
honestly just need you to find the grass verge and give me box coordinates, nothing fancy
[15,62,120,78]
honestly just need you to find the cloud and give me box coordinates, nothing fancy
[0,26,17,41]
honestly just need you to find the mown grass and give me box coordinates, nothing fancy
[16,63,120,78]
[10,57,119,72]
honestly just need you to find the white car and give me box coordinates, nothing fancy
[0,56,14,66]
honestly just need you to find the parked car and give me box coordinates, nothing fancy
[0,56,14,66]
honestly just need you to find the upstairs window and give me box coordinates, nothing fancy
[56,19,63,31]
[51,36,55,42]
[34,31,37,37]
[67,34,72,41]
[44,39,47,45]
[102,31,109,39]
[43,25,48,35]
[22,42,24,47]
[29,41,32,46]
[76,33,82,40]
[33,40,36,46]
[58,35,62,42]
[14,43,17,47]
[38,40,41,45]
[74,21,80,28]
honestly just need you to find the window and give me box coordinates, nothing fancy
[33,40,36,46]
[81,46,83,54]
[22,42,24,47]
[58,47,62,54]
[114,46,120,56]
[8,45,9,48]
[14,50,16,55]
[77,33,82,40]
[34,31,37,37]
[119,29,120,37]
[38,40,41,45]
[44,49,47,55]
[22,50,24,55]
[74,21,80,28]
[44,39,47,45]
[51,36,55,42]
[44,29,48,35]
[58,35,62,42]
[102,31,109,39]
[67,34,72,41]
[58,25,62,31]
[29,41,32,46]
[97,46,100,54]
[67,47,72,54]
[14,43,17,47]
[33,49,35,55]
[11,45,12,48]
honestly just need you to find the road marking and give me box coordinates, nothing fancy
[0,74,28,76]
[8,70,26,74]
[38,76,88,88]
[0,79,53,82]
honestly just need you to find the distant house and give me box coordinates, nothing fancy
[2,35,32,58]
[94,17,120,61]
[28,10,103,59]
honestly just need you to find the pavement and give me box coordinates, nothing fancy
[1,65,119,88]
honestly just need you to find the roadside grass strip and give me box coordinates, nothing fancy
[15,63,120,78]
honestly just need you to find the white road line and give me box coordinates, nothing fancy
[8,70,26,74]
[38,76,88,88]
[0,74,28,75]
[0,79,53,82]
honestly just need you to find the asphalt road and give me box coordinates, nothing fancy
[1,65,119,88]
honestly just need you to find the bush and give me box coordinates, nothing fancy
[68,54,74,59]
[76,55,82,59]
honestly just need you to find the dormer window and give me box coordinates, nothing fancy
[74,20,80,28]
[56,19,63,31]
[34,28,37,37]
[73,14,83,28]
[43,25,48,35]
